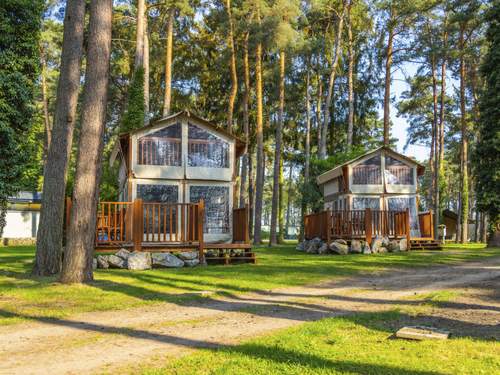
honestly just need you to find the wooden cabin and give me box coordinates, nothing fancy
[304,147,440,250]
[85,110,253,263]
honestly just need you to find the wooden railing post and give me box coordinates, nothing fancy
[405,208,411,250]
[429,209,435,239]
[133,198,143,252]
[198,199,205,261]
[365,208,372,246]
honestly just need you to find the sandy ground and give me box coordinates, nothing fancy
[0,256,499,375]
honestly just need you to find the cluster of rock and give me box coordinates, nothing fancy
[296,236,408,255]
[94,249,203,270]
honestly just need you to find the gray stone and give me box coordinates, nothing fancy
[305,240,320,254]
[388,240,400,252]
[317,242,330,254]
[371,237,383,253]
[231,249,245,257]
[205,249,218,257]
[127,252,152,270]
[399,238,408,251]
[92,258,97,270]
[151,252,184,268]
[335,239,348,245]
[378,246,388,253]
[330,241,349,255]
[108,254,126,268]
[350,240,362,253]
[362,244,372,254]
[184,258,200,267]
[177,251,198,261]
[96,255,109,269]
[381,236,390,247]
[115,248,132,260]
[296,241,306,251]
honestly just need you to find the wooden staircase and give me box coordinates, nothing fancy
[410,239,442,250]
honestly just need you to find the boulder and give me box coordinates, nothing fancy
[92,258,97,270]
[177,251,198,261]
[335,239,348,245]
[371,237,383,253]
[399,238,408,251]
[205,249,218,257]
[362,244,372,254]
[317,242,330,254]
[381,236,390,247]
[108,254,126,269]
[305,240,320,254]
[115,248,132,260]
[231,249,245,257]
[96,255,109,269]
[330,241,349,255]
[350,240,362,253]
[388,240,400,252]
[378,246,388,253]
[184,258,200,267]
[151,252,184,268]
[296,241,307,251]
[127,252,152,270]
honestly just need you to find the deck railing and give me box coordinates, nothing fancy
[418,211,434,238]
[304,208,411,246]
[233,205,250,243]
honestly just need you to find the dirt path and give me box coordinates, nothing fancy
[1,257,499,375]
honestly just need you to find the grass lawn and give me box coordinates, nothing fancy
[139,310,500,375]
[1,244,499,326]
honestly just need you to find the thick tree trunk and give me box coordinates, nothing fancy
[383,25,394,145]
[40,47,52,160]
[320,1,347,159]
[33,0,86,277]
[225,0,238,134]
[480,214,488,243]
[239,32,250,208]
[346,0,354,150]
[431,50,438,236]
[60,0,113,284]
[253,32,264,245]
[300,68,312,241]
[162,8,174,117]
[135,0,145,68]
[459,26,468,244]
[143,9,150,119]
[248,146,254,237]
[270,51,285,245]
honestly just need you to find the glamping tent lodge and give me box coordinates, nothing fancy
[304,146,440,250]
[78,111,253,264]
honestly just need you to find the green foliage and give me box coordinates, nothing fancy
[0,0,43,204]
[304,146,368,212]
[474,0,500,231]
[120,67,145,133]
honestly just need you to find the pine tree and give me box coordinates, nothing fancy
[121,67,146,133]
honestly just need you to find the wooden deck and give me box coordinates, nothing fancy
[66,198,255,264]
[304,209,439,250]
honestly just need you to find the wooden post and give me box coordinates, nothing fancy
[429,209,435,239]
[365,208,372,246]
[198,199,205,261]
[326,209,332,244]
[244,204,250,243]
[133,198,143,252]
[405,208,411,250]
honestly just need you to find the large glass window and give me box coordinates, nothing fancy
[352,197,380,210]
[385,156,414,185]
[137,123,182,166]
[387,197,420,237]
[190,186,229,234]
[352,155,382,185]
[188,123,229,168]
[136,184,178,203]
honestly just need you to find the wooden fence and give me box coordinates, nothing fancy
[304,208,411,246]
[418,211,434,238]
[233,205,250,243]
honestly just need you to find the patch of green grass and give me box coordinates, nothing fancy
[139,311,500,375]
[0,245,499,326]
[442,242,486,249]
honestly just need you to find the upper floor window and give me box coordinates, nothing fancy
[137,123,182,166]
[384,156,414,185]
[188,123,229,168]
[352,155,381,185]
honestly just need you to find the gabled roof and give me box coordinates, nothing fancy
[317,146,425,185]
[111,110,246,165]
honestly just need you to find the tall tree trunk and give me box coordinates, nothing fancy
[253,21,264,245]
[459,26,468,244]
[40,46,52,160]
[300,67,312,241]
[383,23,394,146]
[285,164,293,239]
[278,158,285,243]
[60,0,113,284]
[436,15,447,241]
[33,0,86,276]
[162,8,174,117]
[239,32,250,208]
[480,213,487,243]
[143,8,150,119]
[346,0,354,151]
[431,49,438,236]
[225,0,238,133]
[270,51,285,245]
[315,72,322,152]
[320,0,347,159]
[248,146,254,237]
[135,0,145,68]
